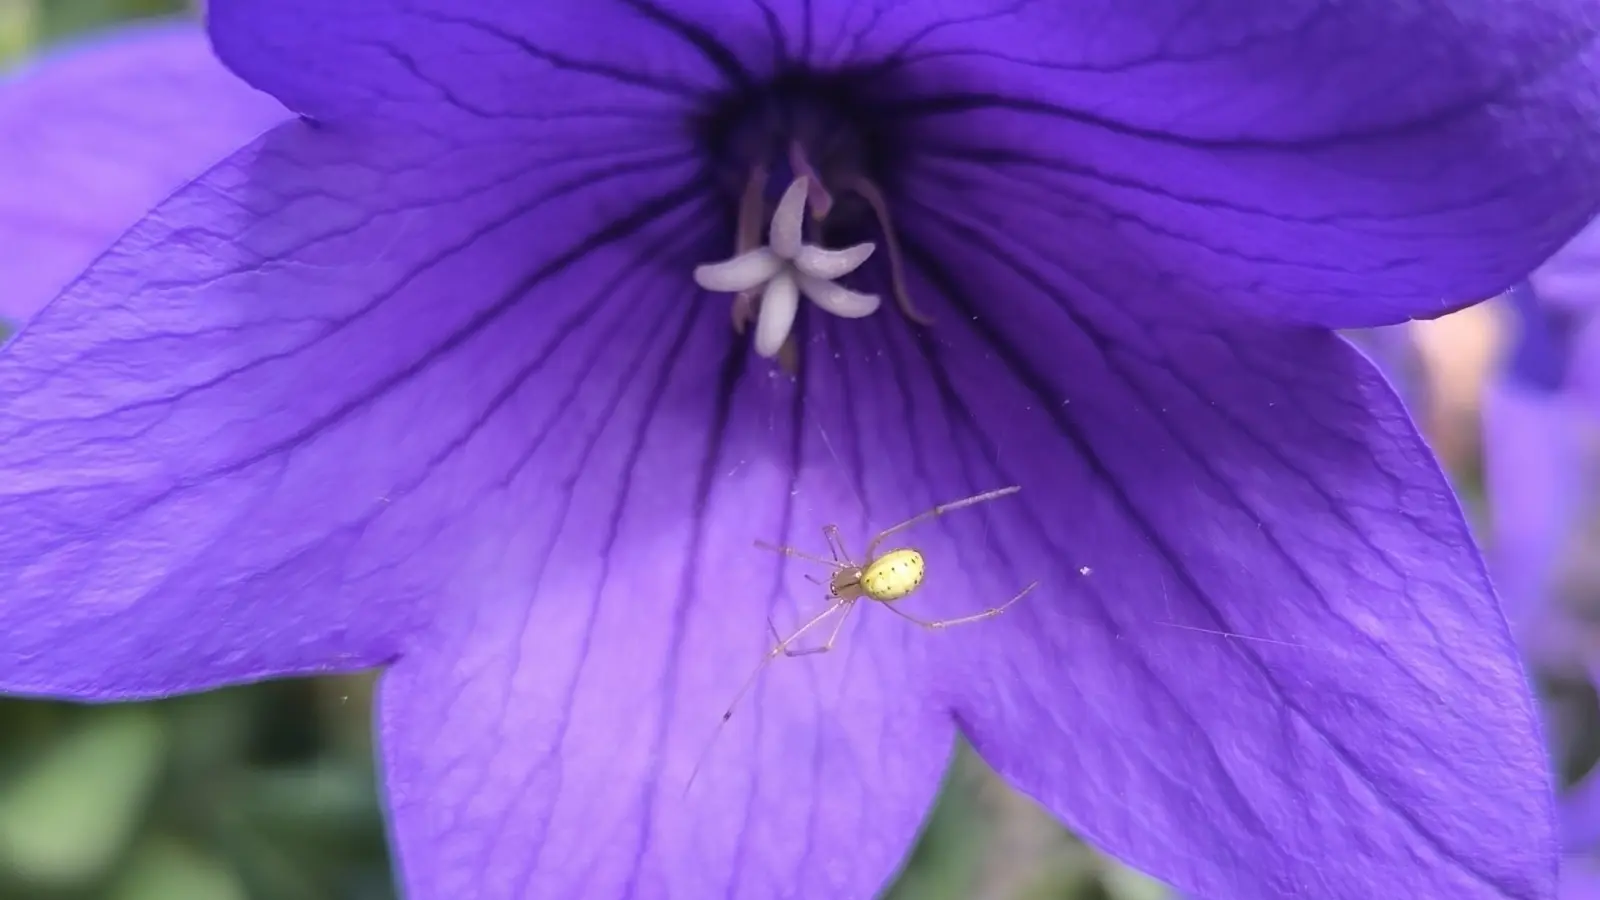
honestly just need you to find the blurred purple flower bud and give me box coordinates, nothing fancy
[1485,283,1590,646]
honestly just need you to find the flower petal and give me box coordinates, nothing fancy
[785,208,1552,897]
[0,107,708,698]
[376,329,951,898]
[867,2,1600,328]
[0,19,287,326]
[206,0,750,126]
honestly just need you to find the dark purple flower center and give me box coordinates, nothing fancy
[691,67,931,366]
[696,66,907,245]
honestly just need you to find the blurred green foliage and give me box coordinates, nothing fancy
[0,680,391,899]
[0,2,1173,898]
[0,0,178,61]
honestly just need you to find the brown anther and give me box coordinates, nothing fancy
[736,163,767,255]
[776,335,800,376]
[729,164,770,337]
[731,291,758,334]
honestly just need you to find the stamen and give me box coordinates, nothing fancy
[730,165,769,335]
[775,338,799,375]
[730,293,757,336]
[736,164,767,252]
[843,175,934,327]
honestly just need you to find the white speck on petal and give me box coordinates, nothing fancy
[694,247,783,292]
[795,242,875,280]
[795,273,880,319]
[755,271,800,357]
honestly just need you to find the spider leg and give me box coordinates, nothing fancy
[684,599,845,795]
[754,539,847,569]
[862,486,1021,560]
[717,601,845,722]
[769,600,857,657]
[882,581,1038,630]
[821,524,855,565]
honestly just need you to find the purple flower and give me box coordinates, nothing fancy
[4,3,1600,898]
[0,19,287,327]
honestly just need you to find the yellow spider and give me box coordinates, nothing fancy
[688,486,1037,789]
[742,485,1039,694]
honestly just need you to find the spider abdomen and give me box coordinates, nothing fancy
[862,548,925,602]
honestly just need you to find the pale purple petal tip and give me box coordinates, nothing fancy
[0,18,288,326]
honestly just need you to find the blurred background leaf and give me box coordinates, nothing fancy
[35,0,180,42]
[0,707,165,889]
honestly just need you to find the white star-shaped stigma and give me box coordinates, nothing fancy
[693,176,882,358]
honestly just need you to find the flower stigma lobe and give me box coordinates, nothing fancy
[693,176,880,360]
